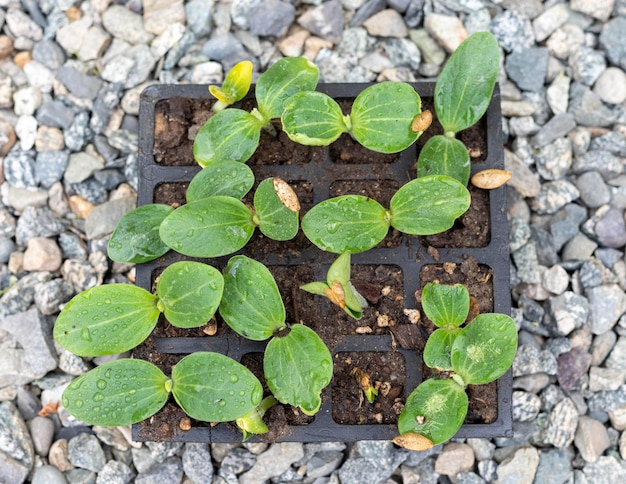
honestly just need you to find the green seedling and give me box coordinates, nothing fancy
[281,82,423,153]
[61,352,264,428]
[54,261,224,356]
[417,32,500,185]
[159,177,300,258]
[352,367,378,404]
[209,60,253,112]
[396,282,517,448]
[194,57,319,166]
[301,252,367,320]
[219,255,333,415]
[302,175,470,254]
[236,396,278,441]
[108,204,173,264]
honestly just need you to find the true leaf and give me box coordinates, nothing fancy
[255,57,320,121]
[423,328,461,371]
[254,178,300,241]
[172,352,263,422]
[434,32,500,134]
[107,204,172,264]
[398,378,468,445]
[209,60,253,107]
[389,176,470,235]
[421,283,470,328]
[326,252,366,319]
[264,324,332,416]
[187,161,255,202]
[350,82,422,153]
[62,359,169,426]
[281,91,347,145]
[157,261,224,328]
[159,196,255,258]
[301,195,389,253]
[220,255,286,340]
[193,109,262,166]
[54,285,159,356]
[417,135,470,185]
[451,313,518,385]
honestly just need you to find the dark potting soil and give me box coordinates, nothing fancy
[139,92,500,440]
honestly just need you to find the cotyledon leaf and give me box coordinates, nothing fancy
[264,324,332,416]
[62,359,170,426]
[421,282,470,328]
[219,255,286,340]
[54,284,159,356]
[172,352,263,422]
[186,161,255,202]
[157,261,224,328]
[416,135,470,186]
[107,204,173,264]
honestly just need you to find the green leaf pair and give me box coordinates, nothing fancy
[194,57,320,166]
[301,252,368,320]
[398,283,517,445]
[220,256,333,415]
[54,261,224,356]
[159,177,300,258]
[281,82,423,153]
[302,175,470,254]
[62,352,263,427]
[417,32,500,185]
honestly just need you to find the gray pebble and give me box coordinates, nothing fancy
[588,385,626,413]
[58,232,88,261]
[570,84,618,128]
[542,397,578,448]
[95,460,135,484]
[201,32,243,61]
[36,100,74,129]
[185,0,212,37]
[350,0,386,27]
[505,46,549,92]
[491,10,534,53]
[514,344,558,376]
[0,401,34,484]
[569,46,607,86]
[530,180,580,215]
[3,150,37,188]
[56,66,103,101]
[496,447,539,483]
[70,178,108,205]
[579,259,616,289]
[36,150,69,188]
[587,284,626,335]
[28,416,55,456]
[550,203,588,251]
[34,278,74,315]
[591,330,618,366]
[298,1,344,43]
[68,433,106,473]
[599,17,626,71]
[557,347,592,391]
[478,459,498,482]
[135,456,183,484]
[589,131,626,157]
[533,449,573,484]
[531,113,576,150]
[31,465,67,484]
[32,39,66,69]
[573,150,623,179]
[182,443,214,483]
[534,137,572,180]
[575,416,611,463]
[383,37,421,70]
[64,112,93,152]
[562,233,598,262]
[0,236,16,264]
[594,208,626,248]
[90,84,123,135]
[248,0,295,37]
[64,468,96,484]
[337,441,407,484]
[512,391,541,422]
[576,171,611,208]
[512,241,540,284]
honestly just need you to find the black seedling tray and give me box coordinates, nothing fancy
[132,83,511,443]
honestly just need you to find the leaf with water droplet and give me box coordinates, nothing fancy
[160,196,255,258]
[264,324,332,416]
[107,204,173,264]
[254,178,300,241]
[417,135,470,185]
[421,282,470,328]
[389,176,470,235]
[451,313,517,385]
[62,359,169,426]
[302,195,388,253]
[398,378,468,445]
[171,352,263,422]
[187,161,255,202]
[219,256,286,340]
[157,261,224,328]
[350,82,422,153]
[54,285,160,356]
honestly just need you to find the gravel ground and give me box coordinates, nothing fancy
[1,0,626,482]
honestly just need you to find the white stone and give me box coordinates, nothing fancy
[190,62,223,84]
[609,405,626,431]
[575,416,610,463]
[594,67,626,105]
[497,446,540,483]
[150,22,186,58]
[533,4,569,42]
[143,0,186,35]
[362,9,408,38]
[5,8,43,41]
[13,86,42,116]
[23,61,54,94]
[571,0,615,22]
[434,442,475,476]
[546,73,571,115]
[55,17,93,55]
[101,56,135,84]
[424,14,468,53]
[65,152,104,184]
[7,187,48,213]
[543,265,569,295]
[546,24,585,60]
[23,237,63,272]
[78,26,111,61]
[15,115,37,151]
